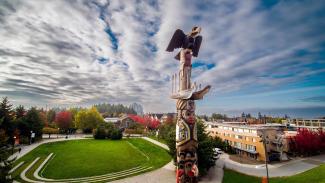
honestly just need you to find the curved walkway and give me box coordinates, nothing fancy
[219,153,325,177]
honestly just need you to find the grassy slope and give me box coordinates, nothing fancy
[127,138,170,169]
[148,135,167,145]
[223,164,325,183]
[13,138,171,179]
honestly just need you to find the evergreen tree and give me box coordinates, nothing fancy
[165,119,217,176]
[258,112,262,119]
[24,107,44,139]
[15,105,25,119]
[0,97,14,143]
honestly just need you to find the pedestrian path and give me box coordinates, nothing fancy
[219,153,325,177]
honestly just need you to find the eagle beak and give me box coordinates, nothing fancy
[197,27,201,33]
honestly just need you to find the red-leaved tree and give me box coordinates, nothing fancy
[55,111,72,131]
[128,114,160,129]
[294,128,323,156]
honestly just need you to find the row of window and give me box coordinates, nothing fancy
[218,126,257,134]
[226,140,256,152]
[222,133,257,142]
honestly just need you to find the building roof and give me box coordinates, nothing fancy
[104,117,120,123]
[206,121,285,130]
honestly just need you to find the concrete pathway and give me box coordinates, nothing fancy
[220,153,325,177]
[141,137,169,150]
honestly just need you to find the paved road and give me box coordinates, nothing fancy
[220,153,325,177]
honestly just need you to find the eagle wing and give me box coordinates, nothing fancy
[166,29,186,52]
[192,35,202,57]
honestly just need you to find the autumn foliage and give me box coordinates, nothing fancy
[55,111,73,130]
[292,128,325,156]
[127,114,160,129]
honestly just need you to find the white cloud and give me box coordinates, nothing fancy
[0,0,324,114]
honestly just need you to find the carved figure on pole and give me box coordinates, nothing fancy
[166,27,211,183]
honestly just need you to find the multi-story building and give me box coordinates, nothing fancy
[285,118,325,130]
[206,122,289,161]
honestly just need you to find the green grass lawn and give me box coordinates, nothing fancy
[148,135,167,144]
[13,138,171,180]
[223,164,325,183]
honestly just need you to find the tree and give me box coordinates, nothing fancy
[55,111,72,131]
[211,113,227,120]
[258,112,262,120]
[24,107,44,139]
[46,109,56,124]
[293,128,322,156]
[68,108,80,128]
[129,103,144,115]
[0,97,14,143]
[15,105,25,119]
[0,128,14,183]
[165,119,218,176]
[75,107,104,132]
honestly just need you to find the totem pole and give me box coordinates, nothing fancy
[166,27,211,183]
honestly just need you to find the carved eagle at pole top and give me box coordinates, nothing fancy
[166,27,203,60]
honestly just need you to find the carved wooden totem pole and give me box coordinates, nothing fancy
[166,27,211,183]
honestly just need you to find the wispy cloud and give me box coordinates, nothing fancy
[0,0,324,116]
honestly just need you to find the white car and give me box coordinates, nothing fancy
[214,148,223,154]
[213,148,223,159]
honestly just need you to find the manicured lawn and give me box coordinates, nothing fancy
[270,164,325,183]
[148,135,167,144]
[223,164,325,183]
[13,138,171,179]
[223,169,261,183]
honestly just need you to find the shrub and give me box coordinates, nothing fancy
[111,129,123,140]
[93,127,107,139]
[42,127,59,138]
[164,119,218,176]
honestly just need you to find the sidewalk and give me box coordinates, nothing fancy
[220,153,325,177]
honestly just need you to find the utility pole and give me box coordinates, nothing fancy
[260,131,270,183]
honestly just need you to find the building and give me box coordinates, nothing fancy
[285,118,325,131]
[206,122,290,161]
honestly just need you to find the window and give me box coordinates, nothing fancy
[247,145,256,151]
[238,128,244,133]
[234,142,242,148]
[244,129,249,133]
[245,137,249,141]
[252,138,256,142]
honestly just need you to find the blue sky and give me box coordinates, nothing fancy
[0,0,324,118]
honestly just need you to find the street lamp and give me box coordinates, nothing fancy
[260,132,270,183]
[12,136,16,154]
[30,131,33,145]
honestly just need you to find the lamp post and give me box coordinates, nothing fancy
[30,131,33,145]
[12,136,16,155]
[260,131,270,183]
